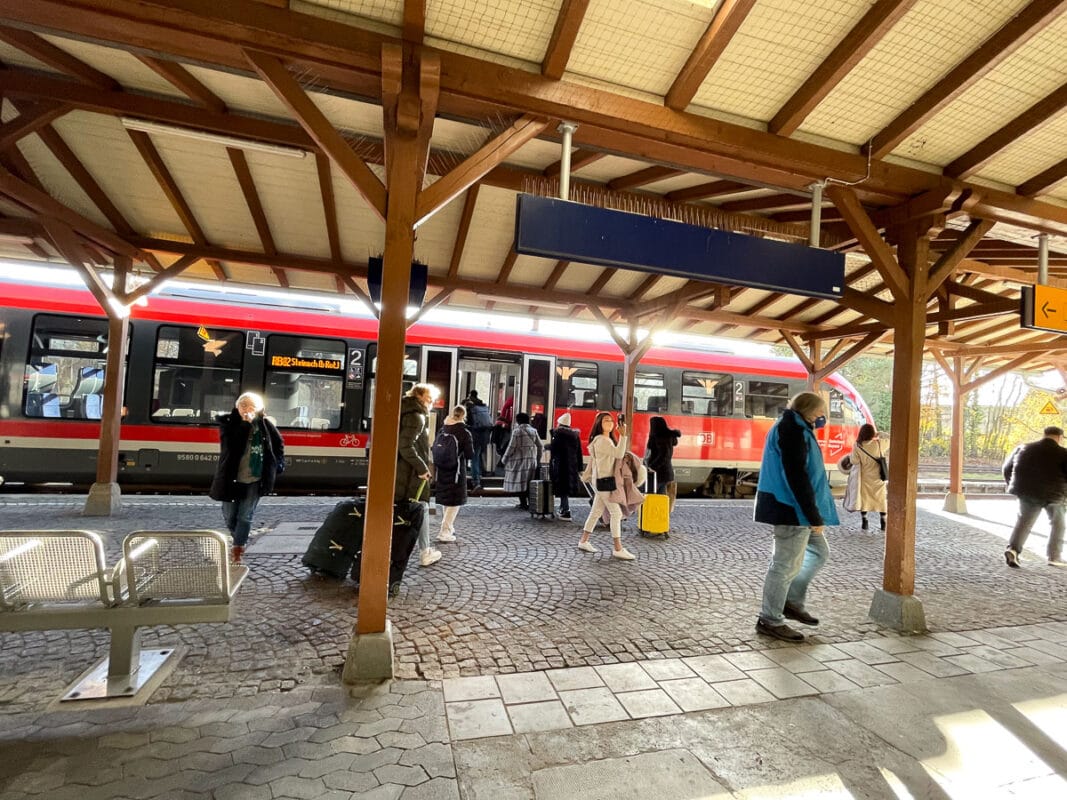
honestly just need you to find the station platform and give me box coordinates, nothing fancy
[1,494,1066,798]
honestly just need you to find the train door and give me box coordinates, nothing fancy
[421,346,457,432]
[456,352,520,476]
[522,354,555,441]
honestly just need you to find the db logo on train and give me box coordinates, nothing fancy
[825,433,845,456]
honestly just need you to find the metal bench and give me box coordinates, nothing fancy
[0,529,247,702]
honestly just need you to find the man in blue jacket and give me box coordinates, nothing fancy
[754,392,839,642]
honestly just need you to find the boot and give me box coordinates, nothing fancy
[861,515,869,531]
[880,514,886,531]
[231,545,245,565]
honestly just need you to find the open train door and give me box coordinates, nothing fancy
[521,354,556,441]
[421,346,458,433]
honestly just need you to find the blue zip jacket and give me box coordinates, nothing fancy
[754,408,839,528]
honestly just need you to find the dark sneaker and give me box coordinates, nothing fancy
[756,619,805,642]
[1005,549,1020,568]
[783,604,820,626]
[559,512,572,520]
[388,581,401,598]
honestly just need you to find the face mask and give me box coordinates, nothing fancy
[241,410,256,422]
[813,415,827,430]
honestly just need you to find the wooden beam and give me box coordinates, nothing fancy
[0,168,140,258]
[494,245,519,285]
[407,288,452,328]
[769,0,919,136]
[719,193,815,214]
[827,185,908,300]
[0,102,67,149]
[960,351,1040,393]
[542,0,590,80]
[630,274,662,302]
[542,260,569,291]
[870,185,964,230]
[1017,157,1067,197]
[0,25,118,90]
[40,218,115,309]
[316,153,341,262]
[341,275,379,319]
[665,0,757,111]
[134,55,228,112]
[127,129,208,244]
[446,184,479,279]
[543,149,603,177]
[814,329,888,380]
[228,148,276,255]
[781,331,814,373]
[402,0,426,44]
[925,218,995,297]
[841,286,895,325]
[947,84,1067,178]
[122,254,198,303]
[415,115,549,226]
[867,0,1066,158]
[665,179,749,203]
[244,49,386,219]
[586,303,630,351]
[608,165,682,191]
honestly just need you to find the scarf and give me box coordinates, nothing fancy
[247,424,264,479]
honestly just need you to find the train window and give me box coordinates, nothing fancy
[830,389,866,426]
[681,371,733,416]
[746,380,790,418]
[266,336,346,430]
[24,314,118,420]
[363,345,419,428]
[612,371,668,412]
[152,325,244,424]
[556,361,598,409]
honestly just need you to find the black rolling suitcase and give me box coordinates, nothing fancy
[529,465,554,519]
[302,500,366,578]
[351,500,424,595]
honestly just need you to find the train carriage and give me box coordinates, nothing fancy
[0,277,872,492]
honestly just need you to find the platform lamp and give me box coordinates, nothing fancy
[366,256,428,309]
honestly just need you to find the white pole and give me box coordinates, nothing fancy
[557,121,578,201]
[1038,232,1049,285]
[809,182,824,247]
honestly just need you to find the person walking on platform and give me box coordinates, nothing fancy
[549,412,583,520]
[754,392,837,642]
[464,390,493,491]
[209,392,285,565]
[840,423,889,531]
[396,383,441,567]
[645,415,681,512]
[1002,426,1067,568]
[502,412,542,509]
[578,412,636,560]
[434,405,475,544]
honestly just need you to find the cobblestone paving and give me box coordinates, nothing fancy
[0,682,457,800]
[1,495,1066,712]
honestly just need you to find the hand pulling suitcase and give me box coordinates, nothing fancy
[302,499,366,577]
[351,500,423,597]
[638,473,670,538]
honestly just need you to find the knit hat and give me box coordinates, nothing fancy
[557,413,571,427]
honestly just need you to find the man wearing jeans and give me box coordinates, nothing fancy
[753,392,839,642]
[1003,426,1067,568]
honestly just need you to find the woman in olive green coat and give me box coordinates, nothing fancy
[395,383,441,567]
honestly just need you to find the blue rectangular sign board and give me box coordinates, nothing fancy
[515,194,844,299]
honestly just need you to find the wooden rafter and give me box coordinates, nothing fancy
[543,149,603,177]
[542,260,569,291]
[946,84,1067,178]
[341,275,378,319]
[925,218,995,297]
[542,0,590,80]
[228,148,287,287]
[446,184,479,279]
[1017,157,1067,197]
[608,165,682,191]
[415,115,549,226]
[135,55,228,112]
[0,102,67,150]
[665,0,757,111]
[244,49,386,220]
[0,25,118,90]
[827,185,908,299]
[0,142,45,193]
[769,0,918,136]
[315,153,341,262]
[719,193,816,214]
[867,0,1065,159]
[494,245,519,286]
[402,0,426,45]
[122,254,198,303]
[665,180,749,203]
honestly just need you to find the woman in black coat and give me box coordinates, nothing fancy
[434,405,475,543]
[549,413,584,520]
[209,392,285,564]
[645,415,681,512]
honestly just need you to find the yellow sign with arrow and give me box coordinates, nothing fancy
[1022,285,1067,334]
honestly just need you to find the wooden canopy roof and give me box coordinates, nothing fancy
[0,0,1066,370]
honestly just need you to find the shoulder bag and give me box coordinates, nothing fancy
[858,442,888,482]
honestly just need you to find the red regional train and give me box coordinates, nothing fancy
[0,276,872,493]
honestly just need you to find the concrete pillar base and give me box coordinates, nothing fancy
[83,482,122,516]
[869,589,927,634]
[342,619,394,683]
[943,492,967,514]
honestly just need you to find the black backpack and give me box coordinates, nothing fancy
[432,431,461,484]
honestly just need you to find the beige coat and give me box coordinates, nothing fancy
[841,438,889,513]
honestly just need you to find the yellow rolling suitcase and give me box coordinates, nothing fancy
[638,473,670,538]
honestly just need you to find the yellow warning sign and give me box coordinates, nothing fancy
[1040,401,1059,415]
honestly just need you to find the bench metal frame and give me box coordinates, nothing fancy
[0,529,248,701]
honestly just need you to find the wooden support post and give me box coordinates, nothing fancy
[930,350,967,514]
[84,310,130,516]
[344,44,438,684]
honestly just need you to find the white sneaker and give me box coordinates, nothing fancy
[577,540,597,553]
[612,547,636,561]
[437,532,456,543]
[420,548,442,567]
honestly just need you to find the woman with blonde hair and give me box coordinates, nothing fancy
[395,383,440,567]
[209,391,285,564]
[578,411,636,560]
